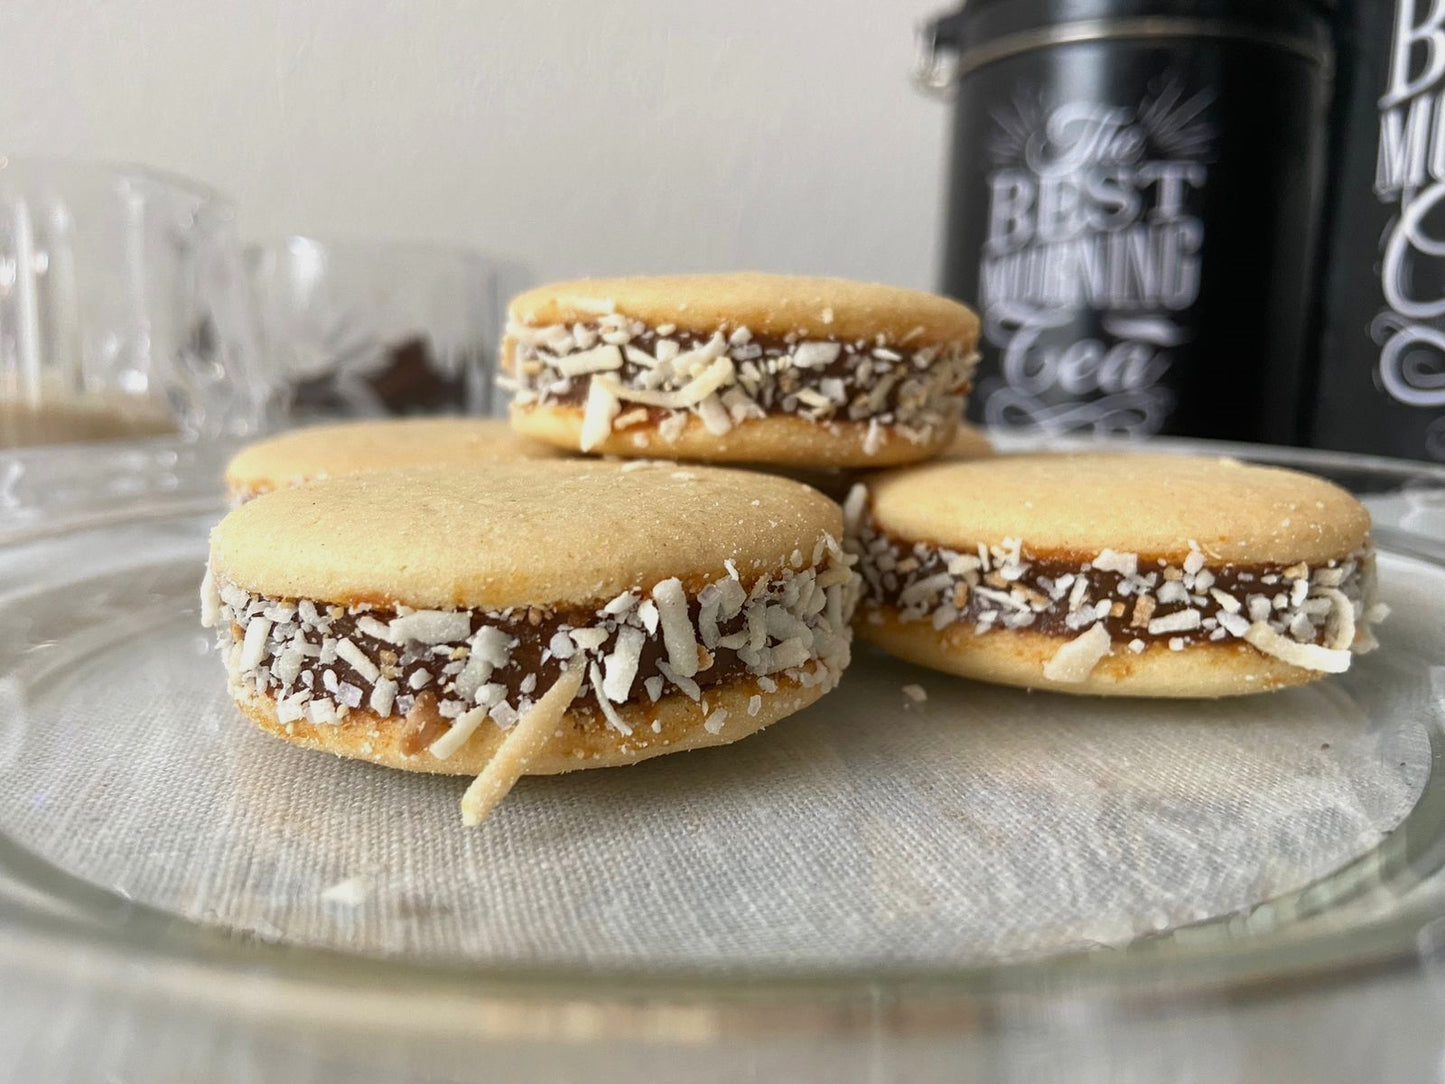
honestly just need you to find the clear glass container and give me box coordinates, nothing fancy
[248,237,512,422]
[0,159,271,449]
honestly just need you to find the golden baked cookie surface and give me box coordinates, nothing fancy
[211,458,842,610]
[508,272,979,346]
[867,453,1370,564]
[943,422,993,460]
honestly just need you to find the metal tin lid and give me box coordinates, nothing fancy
[916,0,1332,95]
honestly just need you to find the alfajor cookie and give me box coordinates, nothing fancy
[750,422,993,501]
[846,454,1385,698]
[203,459,859,823]
[224,417,564,502]
[944,421,993,460]
[501,273,980,467]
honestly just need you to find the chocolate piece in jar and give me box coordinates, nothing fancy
[204,459,860,823]
[291,334,470,417]
[501,273,980,467]
[845,454,1385,697]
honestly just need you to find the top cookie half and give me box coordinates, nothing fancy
[863,454,1371,564]
[211,458,844,611]
[502,273,980,468]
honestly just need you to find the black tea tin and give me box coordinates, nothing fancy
[921,0,1333,442]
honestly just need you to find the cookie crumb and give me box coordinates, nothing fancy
[320,876,370,907]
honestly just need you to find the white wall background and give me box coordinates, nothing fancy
[0,1,952,292]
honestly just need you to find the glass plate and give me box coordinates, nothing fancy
[2,438,1445,1073]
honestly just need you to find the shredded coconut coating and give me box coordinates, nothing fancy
[503,315,977,453]
[460,666,586,826]
[206,538,860,748]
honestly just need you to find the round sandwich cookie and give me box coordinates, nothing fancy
[224,417,564,502]
[845,454,1386,698]
[750,422,994,501]
[944,421,993,459]
[501,273,980,467]
[204,459,859,823]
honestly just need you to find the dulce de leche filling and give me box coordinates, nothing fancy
[845,488,1384,679]
[203,537,859,759]
[501,315,977,453]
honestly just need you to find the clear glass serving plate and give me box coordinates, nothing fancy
[1,437,1444,1080]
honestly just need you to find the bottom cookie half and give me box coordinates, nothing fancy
[233,670,827,775]
[511,402,956,467]
[858,608,1325,699]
